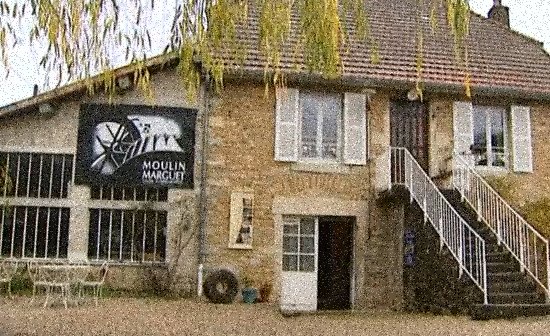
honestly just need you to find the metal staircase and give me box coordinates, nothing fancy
[451,153,550,319]
[390,147,488,304]
[390,147,550,319]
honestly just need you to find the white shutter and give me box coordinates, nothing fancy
[343,92,367,165]
[511,105,533,173]
[453,101,474,157]
[275,87,299,162]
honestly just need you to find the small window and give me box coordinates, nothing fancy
[228,192,253,249]
[299,92,342,162]
[282,217,316,272]
[473,106,508,168]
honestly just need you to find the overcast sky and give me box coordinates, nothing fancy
[0,0,548,107]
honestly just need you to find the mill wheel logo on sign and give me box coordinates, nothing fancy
[75,104,197,188]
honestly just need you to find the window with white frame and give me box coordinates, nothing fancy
[275,88,367,166]
[473,106,508,168]
[282,216,316,272]
[300,92,342,161]
[0,151,73,259]
[87,185,168,263]
[453,102,533,173]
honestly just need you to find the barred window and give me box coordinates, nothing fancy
[0,152,73,199]
[90,185,168,202]
[0,151,73,261]
[0,206,70,259]
[88,209,167,263]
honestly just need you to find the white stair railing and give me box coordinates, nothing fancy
[391,147,488,304]
[453,153,550,299]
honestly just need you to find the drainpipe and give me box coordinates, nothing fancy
[197,71,211,296]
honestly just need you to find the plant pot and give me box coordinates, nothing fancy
[242,287,258,304]
[258,283,273,303]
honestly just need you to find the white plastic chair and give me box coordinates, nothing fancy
[0,259,18,298]
[79,261,108,306]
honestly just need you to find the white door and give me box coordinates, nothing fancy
[280,216,318,312]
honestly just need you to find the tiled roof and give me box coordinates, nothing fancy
[228,0,550,99]
[1,0,550,118]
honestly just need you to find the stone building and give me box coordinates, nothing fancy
[1,0,550,315]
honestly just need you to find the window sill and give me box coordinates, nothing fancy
[474,166,509,177]
[291,162,351,174]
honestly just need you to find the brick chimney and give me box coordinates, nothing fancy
[488,0,510,27]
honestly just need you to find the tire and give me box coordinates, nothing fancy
[203,269,239,304]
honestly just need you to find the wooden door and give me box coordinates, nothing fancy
[390,100,429,170]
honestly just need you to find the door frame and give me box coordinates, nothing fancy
[390,99,430,170]
[273,196,366,311]
[317,216,355,310]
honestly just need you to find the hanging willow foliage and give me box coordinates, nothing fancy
[0,0,472,101]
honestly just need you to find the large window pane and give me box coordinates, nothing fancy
[473,106,507,168]
[301,96,318,158]
[300,236,314,254]
[321,95,341,159]
[0,206,69,259]
[300,218,315,235]
[300,92,341,160]
[490,108,506,167]
[473,109,487,166]
[299,255,315,272]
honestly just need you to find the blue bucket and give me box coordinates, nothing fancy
[242,288,258,304]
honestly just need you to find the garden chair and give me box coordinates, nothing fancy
[41,265,71,308]
[0,259,18,298]
[78,261,108,306]
[28,261,71,308]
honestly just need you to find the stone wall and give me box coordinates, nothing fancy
[204,82,404,310]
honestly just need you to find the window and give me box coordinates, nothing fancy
[90,185,168,201]
[0,152,73,198]
[453,102,532,173]
[282,217,316,272]
[300,92,342,161]
[0,206,70,259]
[228,192,253,249]
[88,208,167,263]
[473,106,507,168]
[275,88,367,166]
[0,151,73,259]
[88,185,168,263]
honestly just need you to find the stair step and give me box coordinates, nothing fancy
[488,280,537,293]
[487,272,525,282]
[488,292,545,304]
[470,303,550,320]
[486,262,519,273]
[486,252,513,263]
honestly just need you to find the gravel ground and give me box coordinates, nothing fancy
[1,297,550,336]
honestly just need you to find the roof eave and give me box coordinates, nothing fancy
[224,68,550,102]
